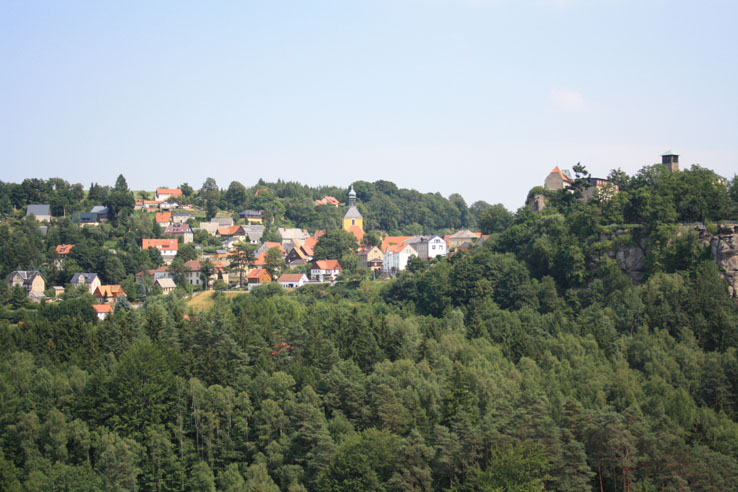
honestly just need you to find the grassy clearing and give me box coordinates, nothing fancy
[186,290,244,312]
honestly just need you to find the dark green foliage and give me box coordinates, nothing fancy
[2,165,738,491]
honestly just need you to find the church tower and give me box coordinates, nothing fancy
[343,185,364,236]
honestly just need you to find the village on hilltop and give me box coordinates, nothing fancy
[4,151,695,313]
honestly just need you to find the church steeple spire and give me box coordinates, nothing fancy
[348,185,356,208]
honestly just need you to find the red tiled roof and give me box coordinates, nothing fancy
[381,236,412,253]
[93,304,114,313]
[156,188,182,196]
[278,273,306,282]
[347,225,364,242]
[247,268,271,281]
[142,239,178,250]
[155,212,171,223]
[56,244,74,255]
[302,236,319,256]
[388,243,415,254]
[550,166,572,183]
[217,225,241,236]
[314,259,342,270]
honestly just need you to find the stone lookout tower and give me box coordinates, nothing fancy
[662,151,679,172]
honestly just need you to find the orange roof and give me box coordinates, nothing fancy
[253,251,267,266]
[278,273,306,282]
[302,236,319,256]
[316,196,341,206]
[314,259,342,270]
[381,236,412,253]
[155,212,171,223]
[56,244,74,255]
[291,247,308,261]
[247,268,271,280]
[142,238,178,250]
[94,285,126,298]
[156,188,182,196]
[388,243,415,254]
[144,200,161,205]
[551,166,572,183]
[217,225,241,236]
[93,304,114,313]
[347,225,364,243]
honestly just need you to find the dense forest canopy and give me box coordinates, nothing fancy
[2,163,738,490]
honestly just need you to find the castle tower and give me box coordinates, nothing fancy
[662,151,679,172]
[343,185,364,241]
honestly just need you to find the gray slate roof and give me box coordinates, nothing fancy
[344,206,363,219]
[90,206,109,214]
[26,204,50,217]
[70,273,99,284]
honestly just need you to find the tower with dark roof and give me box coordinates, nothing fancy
[662,151,679,172]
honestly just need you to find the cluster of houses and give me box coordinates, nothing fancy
[6,269,126,319]
[11,184,496,308]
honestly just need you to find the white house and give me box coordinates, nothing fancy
[383,243,418,274]
[278,273,308,289]
[310,259,342,281]
[405,235,447,261]
[142,239,179,264]
[155,188,183,202]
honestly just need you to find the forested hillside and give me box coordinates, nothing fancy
[2,163,738,491]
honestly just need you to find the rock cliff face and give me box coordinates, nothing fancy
[602,224,738,297]
[701,224,738,297]
[613,242,647,284]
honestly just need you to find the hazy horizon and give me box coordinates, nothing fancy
[3,1,737,210]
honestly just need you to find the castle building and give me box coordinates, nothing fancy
[544,166,573,190]
[343,185,364,242]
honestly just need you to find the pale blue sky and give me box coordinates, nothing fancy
[2,0,736,209]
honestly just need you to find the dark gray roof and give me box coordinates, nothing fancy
[70,273,99,284]
[6,270,44,284]
[26,204,50,217]
[344,206,363,219]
